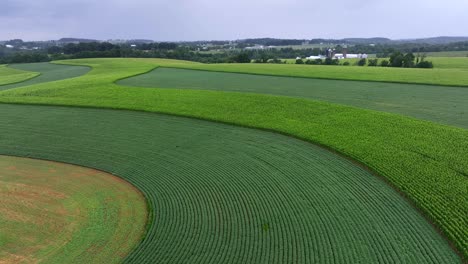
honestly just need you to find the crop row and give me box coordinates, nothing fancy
[0,104,460,263]
[0,58,466,260]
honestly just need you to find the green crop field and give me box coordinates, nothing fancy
[0,58,466,262]
[0,65,39,86]
[166,62,468,87]
[0,62,90,91]
[0,104,460,263]
[118,67,468,128]
[424,51,468,57]
[0,155,147,263]
[426,57,468,69]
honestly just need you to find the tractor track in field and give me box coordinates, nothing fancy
[0,103,460,263]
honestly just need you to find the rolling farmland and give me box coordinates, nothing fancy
[0,104,461,263]
[0,58,466,262]
[119,67,468,128]
[0,65,39,86]
[168,60,468,86]
[0,62,90,91]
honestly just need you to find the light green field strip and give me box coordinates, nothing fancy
[118,67,468,128]
[0,104,461,263]
[170,59,468,87]
[0,62,90,91]
[0,58,466,259]
[0,155,147,263]
[0,64,39,86]
[424,51,468,57]
[428,57,468,69]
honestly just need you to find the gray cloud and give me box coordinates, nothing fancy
[1,0,467,41]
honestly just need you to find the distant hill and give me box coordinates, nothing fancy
[396,36,468,44]
[342,38,392,44]
[237,37,468,46]
[57,38,99,43]
[128,39,155,44]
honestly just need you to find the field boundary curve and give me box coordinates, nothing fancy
[0,65,41,86]
[2,58,464,260]
[162,65,468,88]
[0,152,149,263]
[0,101,463,261]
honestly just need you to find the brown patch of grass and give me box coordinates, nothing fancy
[0,155,147,263]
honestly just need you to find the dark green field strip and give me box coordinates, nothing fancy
[118,67,468,129]
[0,104,460,263]
[2,58,467,258]
[0,62,90,91]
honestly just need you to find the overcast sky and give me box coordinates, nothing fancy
[1,0,467,41]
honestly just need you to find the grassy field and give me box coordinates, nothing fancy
[426,57,468,69]
[424,51,468,57]
[0,155,147,263]
[0,58,466,260]
[0,62,90,91]
[119,67,468,128]
[0,104,460,263]
[0,65,39,86]
[169,62,468,87]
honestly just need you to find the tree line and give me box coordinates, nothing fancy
[0,39,462,65]
[295,52,433,68]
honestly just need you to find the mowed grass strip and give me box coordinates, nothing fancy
[0,58,467,259]
[118,67,468,128]
[0,62,90,91]
[0,104,461,263]
[0,155,147,263]
[0,65,39,86]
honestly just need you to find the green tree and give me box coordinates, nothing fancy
[389,52,404,67]
[416,61,434,68]
[357,58,367,66]
[368,59,378,67]
[380,60,390,67]
[402,53,415,68]
[230,52,251,63]
[295,58,304,64]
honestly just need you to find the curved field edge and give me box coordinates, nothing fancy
[0,155,148,263]
[117,67,468,129]
[163,61,468,87]
[0,65,40,86]
[0,62,91,91]
[0,104,461,263]
[0,58,466,258]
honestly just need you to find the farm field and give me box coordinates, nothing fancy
[0,155,147,263]
[0,65,39,86]
[423,51,468,57]
[0,104,461,263]
[0,62,90,91]
[0,58,466,262]
[119,67,468,128]
[168,61,468,87]
[427,57,468,69]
